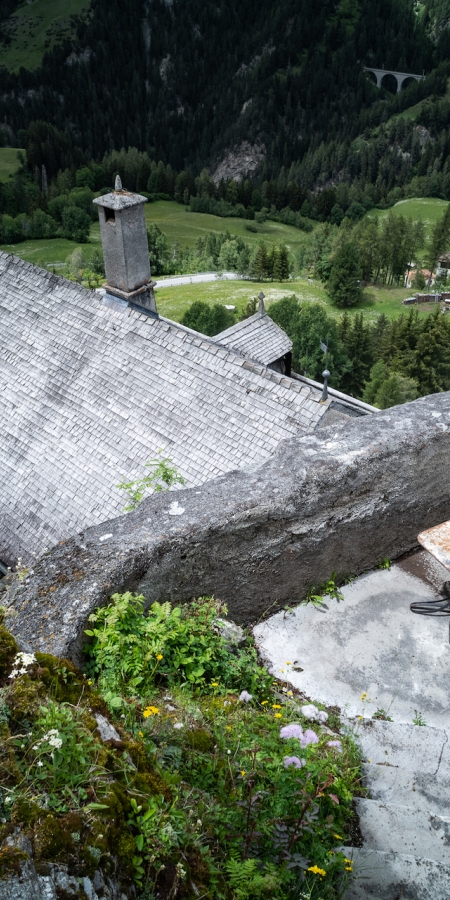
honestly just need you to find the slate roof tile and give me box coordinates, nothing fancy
[0,252,330,562]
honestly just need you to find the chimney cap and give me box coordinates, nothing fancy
[93,186,148,211]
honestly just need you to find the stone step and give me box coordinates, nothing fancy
[362,762,450,816]
[343,717,450,777]
[355,798,450,863]
[343,848,450,900]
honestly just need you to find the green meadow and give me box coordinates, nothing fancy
[0,226,102,269]
[144,200,312,253]
[1,198,446,324]
[155,278,417,324]
[0,147,25,183]
[366,197,449,235]
[0,0,91,73]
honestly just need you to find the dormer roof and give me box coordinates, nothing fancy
[215,310,292,366]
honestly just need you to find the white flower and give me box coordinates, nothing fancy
[48,737,63,749]
[4,796,13,805]
[36,761,44,767]
[239,690,253,703]
[173,722,184,730]
[8,652,36,680]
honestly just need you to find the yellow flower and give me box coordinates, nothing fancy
[138,730,144,738]
[357,715,364,720]
[344,858,352,864]
[274,713,282,718]
[308,865,326,876]
[143,706,159,718]
[240,770,246,776]
[333,834,343,840]
[285,661,292,665]
[345,866,353,872]
[261,700,268,705]
[226,725,232,731]
[156,654,163,661]
[211,682,219,687]
[272,704,281,709]
[360,692,367,700]
[286,691,293,696]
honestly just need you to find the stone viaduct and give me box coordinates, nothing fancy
[363,67,424,93]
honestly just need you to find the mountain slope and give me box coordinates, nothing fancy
[0,0,437,178]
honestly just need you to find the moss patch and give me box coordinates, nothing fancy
[0,845,28,878]
[0,627,17,679]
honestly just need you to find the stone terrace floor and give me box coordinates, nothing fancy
[253,549,450,729]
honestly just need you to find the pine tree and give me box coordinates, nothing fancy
[326,243,362,308]
[273,244,290,281]
[339,313,374,396]
[251,242,269,281]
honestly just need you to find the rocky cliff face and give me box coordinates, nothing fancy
[211,141,266,184]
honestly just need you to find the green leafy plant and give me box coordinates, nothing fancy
[376,558,391,570]
[412,710,426,726]
[15,701,102,811]
[117,453,185,511]
[304,573,344,608]
[225,857,282,898]
[372,708,393,722]
[85,593,273,701]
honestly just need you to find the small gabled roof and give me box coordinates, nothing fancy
[215,311,292,366]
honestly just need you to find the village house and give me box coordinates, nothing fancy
[0,179,372,569]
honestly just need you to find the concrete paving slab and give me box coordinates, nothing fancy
[253,551,450,727]
[354,798,450,862]
[343,848,450,899]
[342,718,450,776]
[362,764,450,816]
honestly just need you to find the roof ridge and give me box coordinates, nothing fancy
[156,314,310,395]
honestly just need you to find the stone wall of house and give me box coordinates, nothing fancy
[4,393,450,665]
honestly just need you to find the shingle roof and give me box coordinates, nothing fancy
[215,311,292,366]
[0,252,329,563]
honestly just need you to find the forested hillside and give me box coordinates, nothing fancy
[0,0,441,179]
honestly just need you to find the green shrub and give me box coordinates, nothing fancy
[85,593,272,703]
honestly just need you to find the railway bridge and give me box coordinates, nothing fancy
[363,67,424,92]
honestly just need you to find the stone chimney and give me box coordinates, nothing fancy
[93,176,157,314]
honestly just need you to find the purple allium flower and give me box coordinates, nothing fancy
[283,755,306,769]
[280,723,304,740]
[327,740,342,752]
[239,690,253,703]
[299,729,319,748]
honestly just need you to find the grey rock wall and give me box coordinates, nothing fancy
[5,393,450,665]
[0,831,130,900]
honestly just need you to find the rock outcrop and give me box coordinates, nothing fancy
[4,393,450,666]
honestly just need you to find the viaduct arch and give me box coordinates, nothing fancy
[363,67,424,93]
